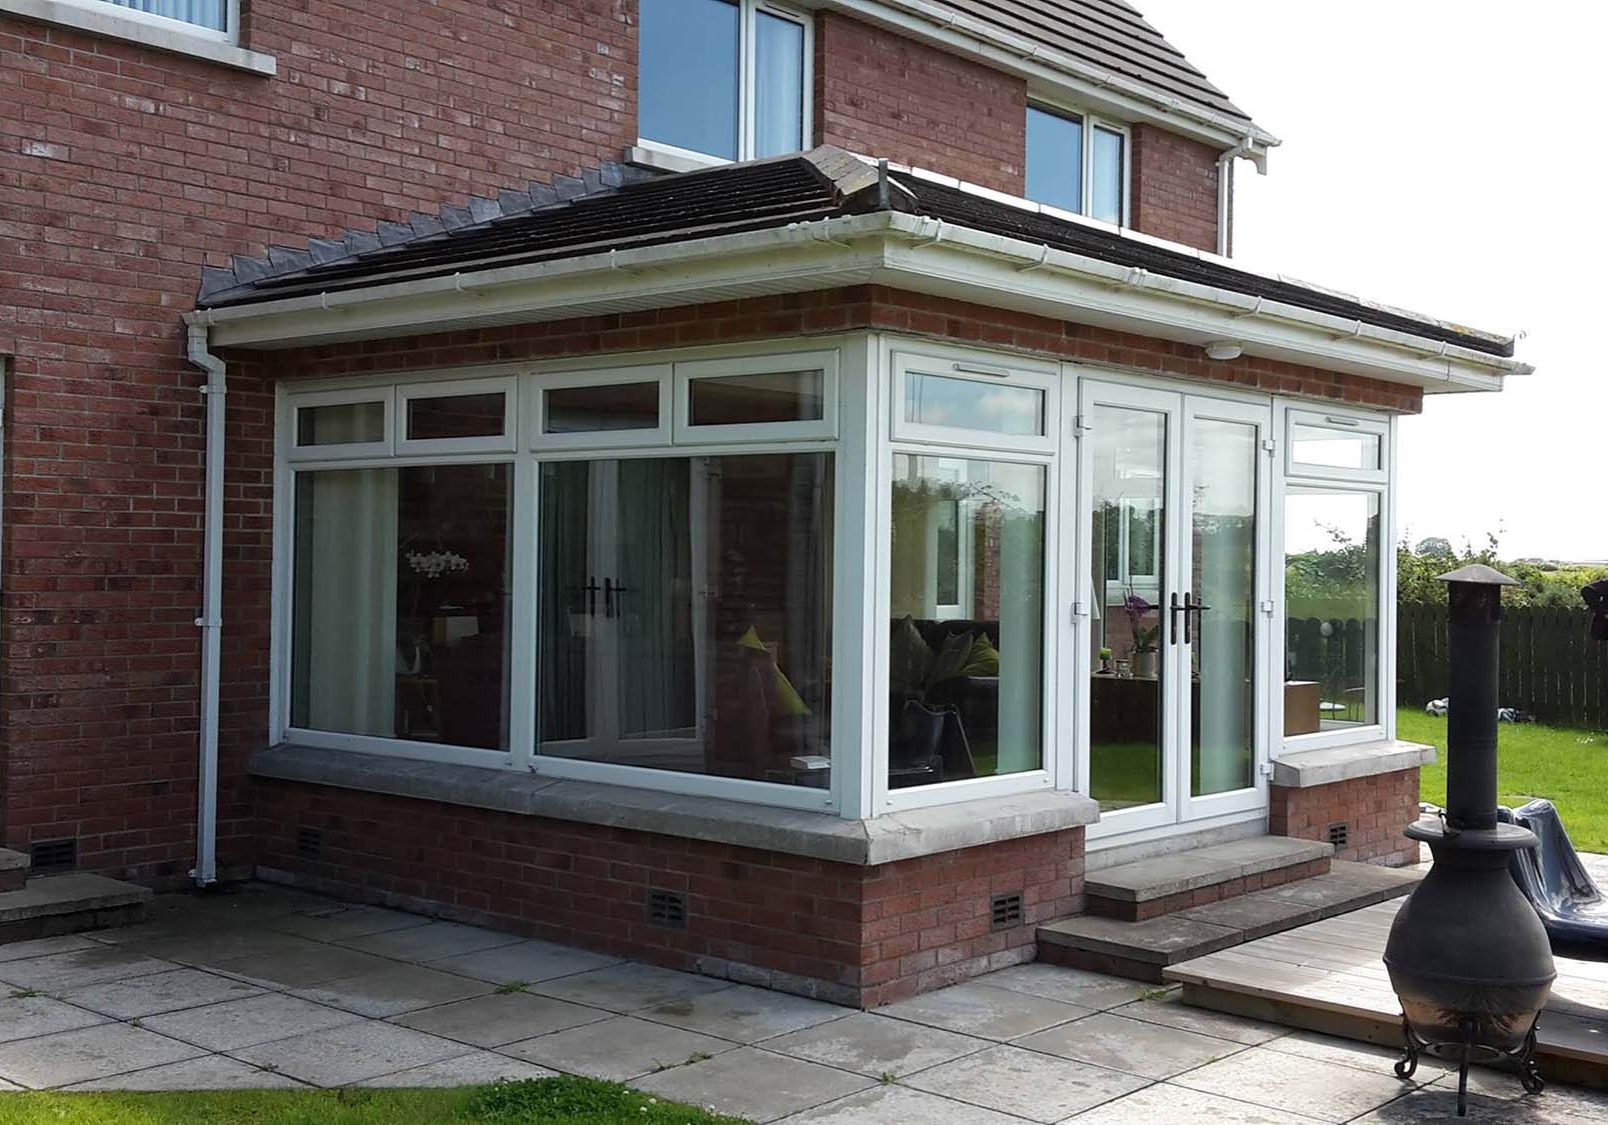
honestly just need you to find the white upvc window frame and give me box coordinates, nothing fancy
[0,0,276,75]
[396,375,518,456]
[529,365,673,451]
[1025,99,1133,228]
[1272,401,1397,756]
[891,350,1059,456]
[285,386,393,462]
[674,350,839,443]
[89,0,235,42]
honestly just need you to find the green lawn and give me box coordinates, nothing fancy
[1399,708,1608,853]
[0,1077,749,1125]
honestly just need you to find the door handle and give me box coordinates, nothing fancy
[1182,592,1213,644]
[603,577,631,619]
[584,578,599,618]
[1169,592,1184,646]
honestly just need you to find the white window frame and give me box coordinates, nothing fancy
[396,375,517,456]
[891,350,1059,455]
[633,0,815,169]
[674,350,839,443]
[529,365,673,451]
[286,386,393,462]
[0,0,276,75]
[1285,409,1390,484]
[1025,100,1132,227]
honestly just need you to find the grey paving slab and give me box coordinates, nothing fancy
[428,939,620,985]
[1348,1086,1579,1124]
[293,962,493,1018]
[1262,1028,1451,1075]
[268,903,433,943]
[633,1045,873,1123]
[57,967,264,1020]
[66,1053,304,1091]
[393,990,608,1047]
[0,935,100,964]
[230,1019,469,1087]
[981,962,1157,1010]
[0,994,110,1043]
[1422,1071,1608,1123]
[1038,912,1240,965]
[359,1050,556,1088]
[501,1015,736,1081]
[140,991,364,1052]
[776,1083,1029,1124]
[529,961,734,1012]
[639,983,847,1043]
[0,1023,203,1090]
[1173,891,1322,938]
[209,943,397,989]
[763,1011,989,1078]
[1064,1081,1330,1123]
[1014,1009,1245,1079]
[1172,1045,1425,1123]
[876,982,1093,1041]
[902,1043,1149,1122]
[339,920,524,962]
[1110,995,1286,1045]
[127,928,316,968]
[0,946,177,992]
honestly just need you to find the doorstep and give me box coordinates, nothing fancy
[0,873,153,944]
[1085,835,1334,921]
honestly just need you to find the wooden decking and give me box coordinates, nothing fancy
[1164,897,1608,1089]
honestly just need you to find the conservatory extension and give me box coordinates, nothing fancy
[191,149,1527,1006]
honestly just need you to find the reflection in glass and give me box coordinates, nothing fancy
[544,382,660,433]
[904,373,1044,436]
[291,465,511,750]
[888,456,1044,789]
[1284,488,1381,732]
[1091,126,1125,225]
[1291,423,1381,470]
[755,10,806,157]
[297,401,384,447]
[688,369,824,426]
[1026,106,1084,212]
[406,393,505,441]
[638,0,739,159]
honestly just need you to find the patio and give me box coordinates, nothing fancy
[1,884,1605,1122]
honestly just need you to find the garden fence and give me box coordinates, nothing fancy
[1397,603,1607,731]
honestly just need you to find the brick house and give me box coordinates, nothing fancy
[0,0,1527,1004]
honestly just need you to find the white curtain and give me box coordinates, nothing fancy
[110,1,227,32]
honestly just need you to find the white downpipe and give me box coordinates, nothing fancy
[1216,136,1260,258]
[186,322,225,888]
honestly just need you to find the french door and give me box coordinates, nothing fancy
[1077,379,1272,839]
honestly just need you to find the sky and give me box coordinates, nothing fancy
[1136,1,1604,562]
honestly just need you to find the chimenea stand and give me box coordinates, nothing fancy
[1383,565,1556,1116]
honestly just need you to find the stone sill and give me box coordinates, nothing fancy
[0,0,276,75]
[250,744,1100,867]
[1271,739,1437,789]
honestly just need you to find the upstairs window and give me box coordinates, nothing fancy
[638,0,811,163]
[1025,105,1128,226]
[96,0,231,36]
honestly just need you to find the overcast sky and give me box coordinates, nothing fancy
[1136,1,1602,562]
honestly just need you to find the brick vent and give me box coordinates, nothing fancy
[1086,856,1332,922]
[647,889,688,930]
[29,838,77,873]
[1328,822,1350,851]
[990,892,1024,931]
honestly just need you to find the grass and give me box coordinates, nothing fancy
[0,1076,751,1125]
[1400,707,1608,852]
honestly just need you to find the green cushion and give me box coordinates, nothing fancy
[960,633,1001,677]
[737,625,811,717]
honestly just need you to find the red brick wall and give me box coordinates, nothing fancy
[1130,124,1222,252]
[255,777,1083,1007]
[1269,771,1422,866]
[815,12,1026,195]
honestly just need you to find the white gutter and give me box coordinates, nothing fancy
[184,321,225,888]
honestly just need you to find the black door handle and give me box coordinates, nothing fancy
[1169,592,1184,646]
[603,577,631,619]
[584,578,600,617]
[1182,592,1213,644]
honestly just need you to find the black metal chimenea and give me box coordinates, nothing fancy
[1383,564,1556,1115]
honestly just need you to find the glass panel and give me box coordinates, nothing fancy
[1191,419,1258,797]
[296,401,384,447]
[638,0,739,159]
[291,464,511,751]
[544,382,660,434]
[1291,422,1382,470]
[1025,106,1083,213]
[688,369,824,426]
[104,0,226,32]
[1284,488,1381,732]
[406,392,506,442]
[904,373,1044,437]
[1089,406,1166,811]
[889,456,1045,788]
[538,454,833,788]
[754,10,806,158]
[1091,126,1125,225]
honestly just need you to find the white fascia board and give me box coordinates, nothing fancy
[828,0,1278,157]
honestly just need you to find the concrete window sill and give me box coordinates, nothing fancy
[1271,739,1436,789]
[0,0,276,76]
[250,743,1100,866]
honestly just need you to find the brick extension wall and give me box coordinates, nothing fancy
[1130,124,1223,253]
[1269,771,1423,866]
[255,779,1084,1008]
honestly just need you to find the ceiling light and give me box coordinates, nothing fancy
[1204,341,1243,361]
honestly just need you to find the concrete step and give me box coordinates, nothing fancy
[1039,860,1421,982]
[0,873,152,944]
[0,848,27,893]
[1086,835,1334,921]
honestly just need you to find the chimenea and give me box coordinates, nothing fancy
[1382,564,1555,1116]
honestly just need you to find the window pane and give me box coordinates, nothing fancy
[1025,106,1083,213]
[638,0,739,159]
[904,372,1044,436]
[538,454,834,788]
[890,456,1045,788]
[688,369,824,426]
[406,392,506,441]
[291,464,511,751]
[1284,488,1381,733]
[1291,423,1382,470]
[1091,126,1125,225]
[297,401,384,447]
[545,382,660,434]
[754,10,806,158]
[104,0,226,32]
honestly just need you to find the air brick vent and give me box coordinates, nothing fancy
[1328,822,1350,850]
[991,892,1024,931]
[296,826,323,859]
[647,889,687,929]
[30,838,77,872]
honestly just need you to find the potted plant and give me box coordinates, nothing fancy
[1124,591,1160,679]
[1098,647,1113,674]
